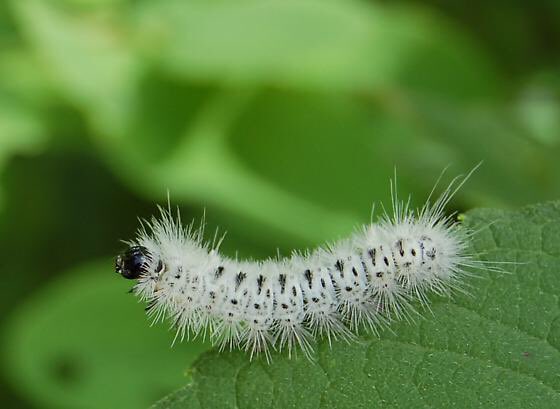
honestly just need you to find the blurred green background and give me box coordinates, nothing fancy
[0,0,559,408]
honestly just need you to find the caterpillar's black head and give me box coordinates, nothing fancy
[115,246,151,280]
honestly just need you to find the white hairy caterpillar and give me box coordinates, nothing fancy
[115,168,492,361]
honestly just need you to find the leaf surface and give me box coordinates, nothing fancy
[2,261,211,409]
[153,201,560,409]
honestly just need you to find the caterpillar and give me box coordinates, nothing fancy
[115,168,490,361]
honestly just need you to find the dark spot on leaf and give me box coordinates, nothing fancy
[51,354,83,385]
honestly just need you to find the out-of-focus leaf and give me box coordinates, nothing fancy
[0,49,55,105]
[94,84,560,252]
[9,0,557,254]
[2,260,211,409]
[9,0,510,250]
[133,0,395,92]
[228,91,432,217]
[54,0,127,7]
[0,95,46,207]
[7,0,367,247]
[515,73,560,146]
[95,86,364,248]
[0,98,45,166]
[224,89,560,223]
[402,94,560,208]
[393,6,503,100]
[10,0,139,135]
[132,0,501,99]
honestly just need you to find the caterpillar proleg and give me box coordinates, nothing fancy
[115,167,491,361]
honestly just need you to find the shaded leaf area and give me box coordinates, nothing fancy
[132,0,501,99]
[153,201,560,409]
[3,261,212,409]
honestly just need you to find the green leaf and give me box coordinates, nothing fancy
[0,94,46,208]
[514,72,560,146]
[10,0,523,251]
[10,0,139,135]
[133,0,500,98]
[132,0,396,92]
[0,97,45,166]
[152,200,560,409]
[93,80,560,252]
[2,260,211,409]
